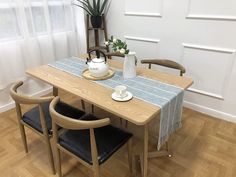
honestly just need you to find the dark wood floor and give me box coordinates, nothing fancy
[0,90,235,177]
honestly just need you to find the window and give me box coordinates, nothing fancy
[0,0,74,41]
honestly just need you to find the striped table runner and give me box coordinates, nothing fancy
[48,57,184,150]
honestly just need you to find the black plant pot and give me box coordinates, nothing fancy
[90,16,102,28]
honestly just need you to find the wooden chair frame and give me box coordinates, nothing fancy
[50,97,133,177]
[140,59,186,160]
[10,81,55,174]
[141,59,186,76]
[105,51,138,66]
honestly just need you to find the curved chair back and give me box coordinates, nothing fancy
[105,51,125,58]
[10,81,55,173]
[10,81,54,136]
[105,52,138,65]
[50,97,111,177]
[141,59,186,76]
[10,81,54,133]
[50,97,110,130]
[10,81,54,104]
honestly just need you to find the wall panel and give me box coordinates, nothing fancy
[125,0,163,17]
[187,0,236,20]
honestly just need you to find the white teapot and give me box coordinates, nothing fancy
[87,50,109,77]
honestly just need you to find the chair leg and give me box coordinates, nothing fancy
[55,146,62,177]
[92,104,95,113]
[81,100,85,111]
[19,123,28,153]
[44,137,56,174]
[127,138,133,174]
[93,165,100,177]
[125,120,128,128]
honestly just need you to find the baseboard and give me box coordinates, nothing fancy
[0,87,52,113]
[183,101,236,123]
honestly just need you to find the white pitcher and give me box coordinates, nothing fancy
[123,52,136,78]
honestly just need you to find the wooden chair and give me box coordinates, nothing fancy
[50,96,133,177]
[105,51,124,58]
[141,59,186,76]
[10,81,86,174]
[140,59,186,157]
[105,51,138,65]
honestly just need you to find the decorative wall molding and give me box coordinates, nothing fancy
[124,12,162,18]
[124,35,160,44]
[182,43,236,100]
[186,15,236,21]
[187,88,224,100]
[0,87,52,113]
[183,101,236,123]
[125,0,163,17]
[182,43,236,54]
[186,0,236,21]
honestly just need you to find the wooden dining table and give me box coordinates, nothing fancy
[26,55,193,177]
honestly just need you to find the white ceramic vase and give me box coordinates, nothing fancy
[123,52,136,79]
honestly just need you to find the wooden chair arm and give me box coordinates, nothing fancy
[141,59,186,75]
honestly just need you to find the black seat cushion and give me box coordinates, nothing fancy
[22,101,85,134]
[58,114,132,165]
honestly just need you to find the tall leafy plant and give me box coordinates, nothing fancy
[74,0,108,16]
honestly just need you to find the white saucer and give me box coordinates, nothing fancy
[111,91,133,102]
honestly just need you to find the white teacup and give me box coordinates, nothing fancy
[114,85,127,98]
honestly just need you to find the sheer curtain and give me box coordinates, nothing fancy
[0,0,78,90]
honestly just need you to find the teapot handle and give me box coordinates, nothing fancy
[87,49,107,63]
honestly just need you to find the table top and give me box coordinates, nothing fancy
[26,56,193,125]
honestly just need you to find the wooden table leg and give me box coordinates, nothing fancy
[143,124,148,177]
[53,87,58,96]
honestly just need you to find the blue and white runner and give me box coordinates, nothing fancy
[48,57,184,150]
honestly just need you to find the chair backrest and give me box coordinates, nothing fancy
[10,81,54,105]
[105,52,124,58]
[10,81,54,135]
[50,96,111,166]
[141,59,186,76]
[49,97,110,131]
[105,52,138,65]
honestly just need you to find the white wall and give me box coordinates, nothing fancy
[106,0,236,122]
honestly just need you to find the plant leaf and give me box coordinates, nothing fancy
[76,0,89,9]
[97,0,101,16]
[77,0,94,14]
[92,0,97,16]
[73,3,92,15]
[100,0,108,14]
[85,0,95,15]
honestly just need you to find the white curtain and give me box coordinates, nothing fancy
[0,0,78,89]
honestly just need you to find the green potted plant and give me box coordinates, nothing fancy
[74,0,108,28]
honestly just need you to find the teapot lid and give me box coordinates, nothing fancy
[92,57,105,63]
